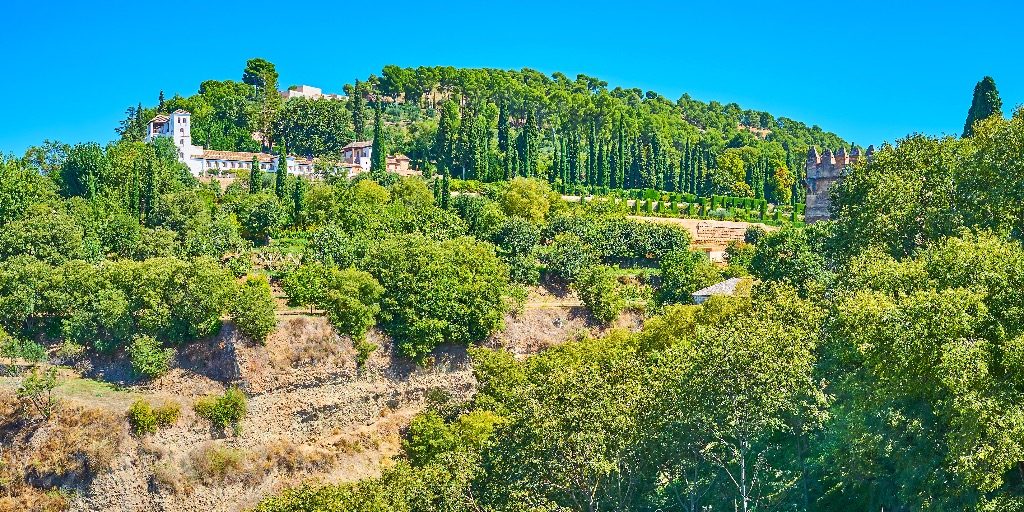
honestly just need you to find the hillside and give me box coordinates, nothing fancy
[118,61,850,205]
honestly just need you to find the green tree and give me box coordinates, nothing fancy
[369,101,387,174]
[963,76,1003,137]
[231,275,277,344]
[249,156,262,192]
[658,249,721,304]
[573,265,625,323]
[275,146,287,199]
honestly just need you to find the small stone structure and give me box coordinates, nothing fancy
[803,145,874,223]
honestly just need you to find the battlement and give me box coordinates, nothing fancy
[803,145,873,223]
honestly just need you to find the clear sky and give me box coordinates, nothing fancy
[1,0,1020,155]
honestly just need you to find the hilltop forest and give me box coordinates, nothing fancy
[118,60,848,205]
[2,60,1023,512]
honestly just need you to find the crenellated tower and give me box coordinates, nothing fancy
[803,144,873,223]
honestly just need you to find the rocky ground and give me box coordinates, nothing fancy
[0,285,644,512]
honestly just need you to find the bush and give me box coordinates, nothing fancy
[0,332,46,362]
[195,387,248,432]
[231,275,277,344]
[354,339,378,367]
[543,233,600,282]
[128,334,173,380]
[573,265,626,324]
[362,236,511,360]
[127,399,180,435]
[658,250,722,305]
[322,269,383,341]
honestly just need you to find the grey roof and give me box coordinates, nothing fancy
[692,277,744,298]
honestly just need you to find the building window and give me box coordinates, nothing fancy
[179,139,184,145]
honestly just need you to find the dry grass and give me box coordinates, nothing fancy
[0,392,124,509]
[252,438,337,474]
[189,442,249,485]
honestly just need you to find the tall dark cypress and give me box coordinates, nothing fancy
[351,80,366,139]
[518,110,539,178]
[369,102,387,174]
[250,155,262,192]
[292,176,306,227]
[440,173,451,209]
[497,99,510,154]
[597,139,607,188]
[275,143,288,198]
[587,122,597,186]
[963,76,1003,137]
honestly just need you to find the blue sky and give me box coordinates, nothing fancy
[1,0,1020,155]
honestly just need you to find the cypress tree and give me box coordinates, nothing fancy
[587,122,597,186]
[158,90,165,112]
[616,118,626,190]
[440,173,451,209]
[250,156,262,192]
[497,99,510,154]
[369,102,387,174]
[275,144,287,199]
[351,80,366,139]
[963,76,1003,137]
[292,176,307,227]
[597,139,607,188]
[520,110,539,178]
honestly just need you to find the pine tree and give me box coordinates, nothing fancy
[369,102,387,174]
[963,76,1003,137]
[250,156,262,192]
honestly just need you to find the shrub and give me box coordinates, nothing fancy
[0,333,46,362]
[195,387,248,432]
[573,265,626,324]
[362,236,511,360]
[321,269,383,341]
[191,442,247,483]
[231,275,277,344]
[542,233,600,282]
[354,339,378,368]
[128,335,173,380]
[128,400,180,435]
[658,250,722,305]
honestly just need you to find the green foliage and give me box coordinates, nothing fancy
[572,265,625,323]
[127,399,179,435]
[750,228,825,296]
[498,177,551,223]
[354,339,377,368]
[0,330,47,362]
[283,263,382,340]
[542,232,600,282]
[658,249,721,304]
[362,236,511,359]
[231,275,277,344]
[128,334,173,380]
[17,366,60,419]
[963,76,1003,137]
[195,387,247,432]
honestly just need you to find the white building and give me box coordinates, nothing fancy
[280,85,345,101]
[146,110,314,177]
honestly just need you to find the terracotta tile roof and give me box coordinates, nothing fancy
[150,115,169,123]
[173,109,188,114]
[202,150,276,163]
[342,140,373,150]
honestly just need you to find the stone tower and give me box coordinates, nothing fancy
[802,144,873,223]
